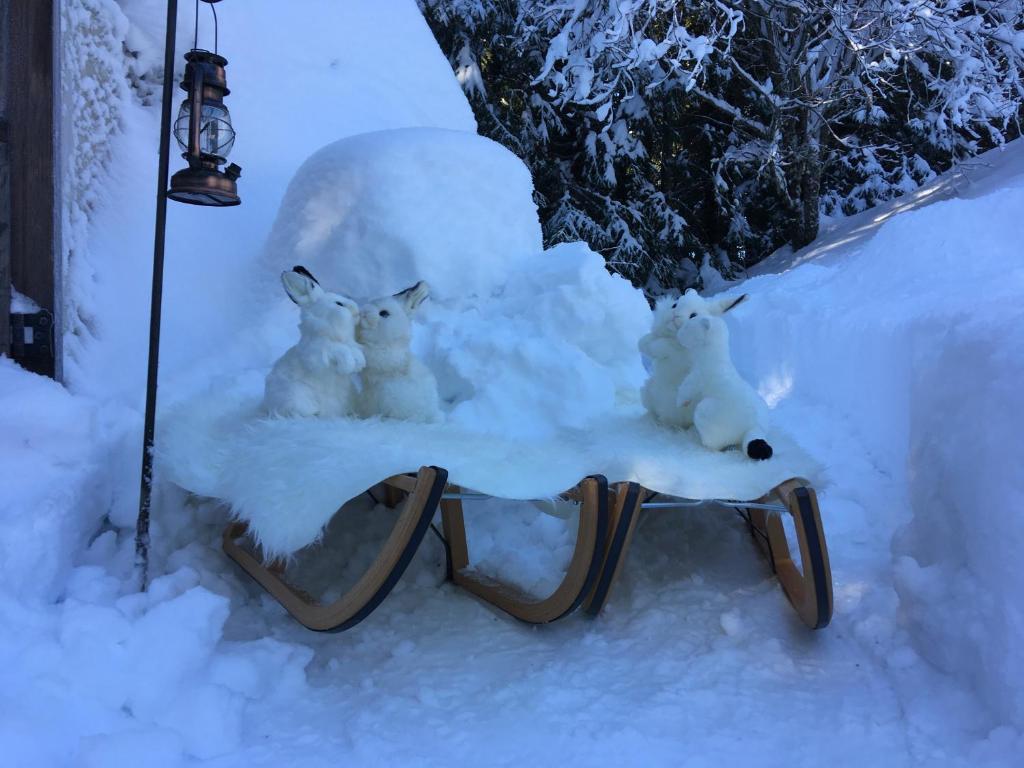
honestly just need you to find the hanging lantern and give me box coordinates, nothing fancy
[168,1,241,206]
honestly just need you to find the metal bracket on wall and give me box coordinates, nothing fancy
[9,310,55,378]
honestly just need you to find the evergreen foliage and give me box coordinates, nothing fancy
[420,1,1024,291]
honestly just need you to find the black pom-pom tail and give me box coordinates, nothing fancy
[747,439,773,461]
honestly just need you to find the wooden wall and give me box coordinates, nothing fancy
[1,0,58,371]
[0,0,10,358]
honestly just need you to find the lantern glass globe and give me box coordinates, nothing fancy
[173,100,236,160]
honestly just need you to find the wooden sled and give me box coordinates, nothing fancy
[222,466,448,632]
[439,475,610,623]
[584,477,833,630]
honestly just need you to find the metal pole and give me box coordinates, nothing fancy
[641,500,788,514]
[135,0,178,591]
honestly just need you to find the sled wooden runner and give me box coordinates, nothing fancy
[739,478,833,629]
[584,477,833,630]
[222,465,447,632]
[439,475,610,623]
[585,481,645,616]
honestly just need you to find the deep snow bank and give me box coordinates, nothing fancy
[893,308,1024,728]
[0,359,132,601]
[728,181,1024,728]
[0,564,312,765]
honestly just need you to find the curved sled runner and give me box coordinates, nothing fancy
[585,481,645,616]
[585,477,833,630]
[739,478,832,629]
[222,466,447,632]
[440,475,610,623]
[222,468,829,631]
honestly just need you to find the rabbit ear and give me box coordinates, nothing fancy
[291,265,319,285]
[710,293,747,315]
[281,269,321,306]
[394,280,430,313]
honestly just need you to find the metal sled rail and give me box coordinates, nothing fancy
[640,498,789,513]
[441,491,786,515]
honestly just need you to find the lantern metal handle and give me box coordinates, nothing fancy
[187,55,205,166]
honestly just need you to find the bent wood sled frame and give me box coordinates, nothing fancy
[585,477,833,630]
[222,466,448,632]
[440,476,610,624]
[740,478,833,629]
[222,468,830,632]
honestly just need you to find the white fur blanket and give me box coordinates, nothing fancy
[159,386,821,557]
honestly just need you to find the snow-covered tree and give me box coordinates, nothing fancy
[421,0,1024,290]
[420,0,702,288]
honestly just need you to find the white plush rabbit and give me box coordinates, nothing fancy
[356,280,442,423]
[675,311,772,460]
[262,266,365,418]
[640,289,747,427]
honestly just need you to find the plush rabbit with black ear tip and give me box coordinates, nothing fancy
[356,280,442,423]
[640,289,748,428]
[262,266,365,418]
[675,311,773,461]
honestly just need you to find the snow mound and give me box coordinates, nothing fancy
[1,565,313,764]
[262,128,542,301]
[0,360,111,600]
[246,241,651,444]
[251,132,648,442]
[422,242,649,436]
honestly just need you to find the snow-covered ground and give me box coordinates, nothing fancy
[1,1,1022,766]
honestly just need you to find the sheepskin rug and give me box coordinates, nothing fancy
[159,382,821,558]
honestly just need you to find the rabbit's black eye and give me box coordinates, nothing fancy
[335,301,345,307]
[689,312,697,319]
[379,310,390,318]
[672,302,677,308]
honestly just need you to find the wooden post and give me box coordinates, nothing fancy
[0,124,10,360]
[4,0,58,372]
[0,1,11,357]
